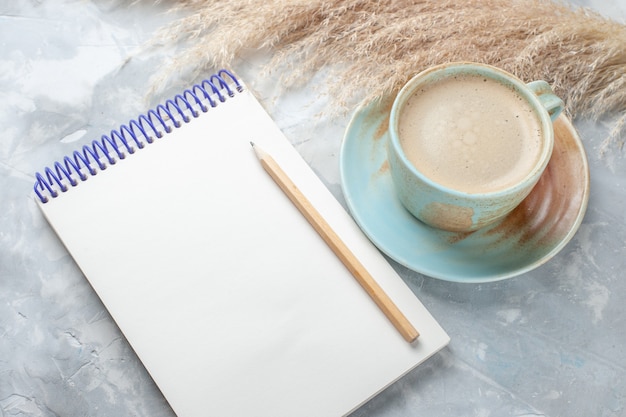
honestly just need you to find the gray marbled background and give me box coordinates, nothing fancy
[1,1,625,416]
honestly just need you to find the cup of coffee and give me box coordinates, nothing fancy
[387,62,564,232]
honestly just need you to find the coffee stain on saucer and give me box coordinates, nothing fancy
[374,114,389,141]
[376,159,390,175]
[373,98,393,141]
[371,159,390,186]
[446,230,475,244]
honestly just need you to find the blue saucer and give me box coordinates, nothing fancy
[340,97,589,282]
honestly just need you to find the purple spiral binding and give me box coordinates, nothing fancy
[33,69,242,203]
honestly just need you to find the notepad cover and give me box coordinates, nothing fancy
[35,75,449,417]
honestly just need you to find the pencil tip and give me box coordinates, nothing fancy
[250,141,264,160]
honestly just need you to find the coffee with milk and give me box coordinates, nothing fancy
[397,74,544,194]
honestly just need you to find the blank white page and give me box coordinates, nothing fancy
[37,83,449,417]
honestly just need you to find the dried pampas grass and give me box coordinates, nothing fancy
[154,0,626,149]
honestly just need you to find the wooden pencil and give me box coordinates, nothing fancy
[251,142,419,343]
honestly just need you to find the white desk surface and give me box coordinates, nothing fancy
[1,1,625,416]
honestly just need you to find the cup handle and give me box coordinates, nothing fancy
[526,80,564,121]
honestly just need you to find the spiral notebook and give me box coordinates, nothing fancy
[33,70,449,417]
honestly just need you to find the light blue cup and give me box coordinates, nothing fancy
[387,62,564,232]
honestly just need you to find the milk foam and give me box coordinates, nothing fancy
[398,75,543,194]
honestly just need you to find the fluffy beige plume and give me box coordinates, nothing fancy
[154,0,626,147]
